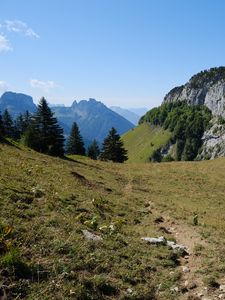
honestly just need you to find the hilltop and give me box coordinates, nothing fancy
[122,123,171,162]
[1,142,225,299]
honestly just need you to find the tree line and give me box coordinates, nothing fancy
[140,101,212,161]
[0,97,128,163]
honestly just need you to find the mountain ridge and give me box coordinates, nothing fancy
[164,67,225,116]
[0,92,134,145]
[110,106,140,125]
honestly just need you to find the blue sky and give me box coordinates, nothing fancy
[0,0,225,109]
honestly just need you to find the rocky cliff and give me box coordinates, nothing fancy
[164,67,225,116]
[163,67,225,160]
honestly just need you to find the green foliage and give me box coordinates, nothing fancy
[14,111,31,139]
[87,139,100,160]
[0,113,4,139]
[140,101,212,161]
[151,149,162,162]
[217,115,225,125]
[189,67,225,89]
[66,122,86,155]
[100,127,128,163]
[0,247,31,279]
[162,154,174,162]
[2,109,15,138]
[23,97,65,156]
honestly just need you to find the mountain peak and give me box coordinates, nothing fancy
[0,91,36,117]
[164,66,225,115]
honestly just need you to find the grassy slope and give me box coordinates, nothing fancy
[122,123,171,163]
[0,142,225,299]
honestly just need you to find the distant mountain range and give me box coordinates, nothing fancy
[52,98,135,144]
[110,106,140,125]
[127,107,148,116]
[0,92,134,145]
[110,106,148,125]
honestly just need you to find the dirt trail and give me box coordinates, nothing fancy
[159,214,206,299]
[151,206,221,300]
[123,179,224,299]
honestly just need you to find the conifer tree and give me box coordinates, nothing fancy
[24,97,65,156]
[15,111,31,139]
[66,122,85,155]
[2,109,14,138]
[14,114,24,139]
[99,127,128,163]
[87,139,100,160]
[0,112,4,139]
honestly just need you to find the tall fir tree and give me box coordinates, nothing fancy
[87,139,100,160]
[14,111,32,139]
[2,109,15,138]
[0,112,4,139]
[66,122,85,155]
[99,127,128,163]
[24,97,65,156]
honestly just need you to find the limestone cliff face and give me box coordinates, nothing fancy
[164,67,225,116]
[197,117,225,160]
[164,67,225,159]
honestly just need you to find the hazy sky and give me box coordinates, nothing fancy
[1,0,225,109]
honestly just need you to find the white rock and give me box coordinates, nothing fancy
[167,240,188,253]
[142,236,189,254]
[170,286,179,293]
[141,236,166,245]
[184,280,189,287]
[70,290,76,295]
[82,230,102,241]
[220,285,225,292]
[182,266,190,273]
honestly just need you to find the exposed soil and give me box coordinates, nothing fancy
[151,204,223,300]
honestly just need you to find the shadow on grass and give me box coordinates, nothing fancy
[0,138,21,149]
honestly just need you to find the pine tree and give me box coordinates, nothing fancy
[66,122,85,155]
[2,109,15,138]
[0,112,5,139]
[24,97,65,156]
[15,111,32,140]
[99,127,128,163]
[87,139,100,160]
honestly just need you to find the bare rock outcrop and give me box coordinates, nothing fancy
[164,67,225,159]
[164,67,225,117]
